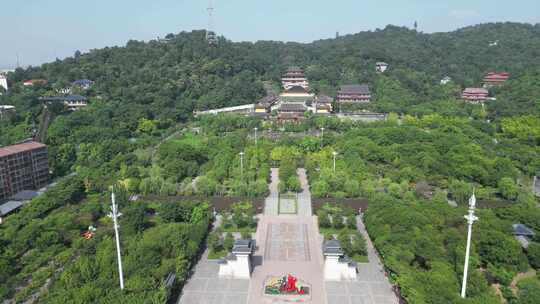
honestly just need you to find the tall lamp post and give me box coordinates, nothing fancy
[332,151,338,173]
[239,152,244,177]
[109,190,125,290]
[461,190,478,298]
[320,127,325,148]
[254,127,258,146]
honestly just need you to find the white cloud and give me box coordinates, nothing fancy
[449,9,479,19]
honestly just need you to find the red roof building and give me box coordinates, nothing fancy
[23,79,48,86]
[462,88,489,103]
[483,72,510,87]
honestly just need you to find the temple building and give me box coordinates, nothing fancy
[461,88,489,103]
[281,67,309,91]
[277,103,307,124]
[39,95,88,110]
[254,94,279,113]
[483,72,510,87]
[0,141,49,201]
[336,84,371,103]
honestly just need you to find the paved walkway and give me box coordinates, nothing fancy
[264,168,279,216]
[324,217,399,304]
[248,168,326,303]
[297,168,313,216]
[178,251,250,304]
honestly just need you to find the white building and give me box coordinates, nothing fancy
[0,74,8,92]
[376,62,389,73]
[440,76,452,85]
[323,240,357,281]
[218,239,253,279]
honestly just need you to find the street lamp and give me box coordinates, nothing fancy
[254,127,258,146]
[239,152,245,177]
[108,189,125,290]
[320,127,325,148]
[461,190,479,298]
[332,151,338,173]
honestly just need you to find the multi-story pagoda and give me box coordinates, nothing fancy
[281,67,309,91]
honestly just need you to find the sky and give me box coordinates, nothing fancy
[1,0,539,68]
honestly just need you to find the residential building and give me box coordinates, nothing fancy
[281,67,309,91]
[483,72,510,87]
[0,141,49,201]
[376,62,389,73]
[513,224,536,249]
[39,95,88,110]
[337,84,371,103]
[0,74,8,92]
[72,79,94,90]
[0,105,15,119]
[440,76,452,85]
[462,88,489,103]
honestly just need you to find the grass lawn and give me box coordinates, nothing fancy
[352,254,369,263]
[208,249,228,260]
[221,226,257,233]
[319,227,357,235]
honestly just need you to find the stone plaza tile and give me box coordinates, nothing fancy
[350,295,374,304]
[326,294,350,304]
[325,281,347,294]
[347,281,369,295]
[207,278,230,292]
[229,279,250,292]
[369,281,393,296]
[183,278,208,291]
[223,294,248,304]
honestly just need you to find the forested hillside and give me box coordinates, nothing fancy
[1,22,540,303]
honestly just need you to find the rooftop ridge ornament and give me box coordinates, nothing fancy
[461,189,478,298]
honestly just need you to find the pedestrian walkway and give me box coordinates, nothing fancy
[297,168,313,216]
[178,251,250,304]
[325,217,399,304]
[263,168,279,216]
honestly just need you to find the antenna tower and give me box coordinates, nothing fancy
[206,0,217,45]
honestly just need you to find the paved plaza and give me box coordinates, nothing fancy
[178,252,250,304]
[178,168,400,304]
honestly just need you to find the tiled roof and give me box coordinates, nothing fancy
[40,95,88,102]
[0,141,47,158]
[339,84,370,95]
[513,224,535,236]
[0,201,24,216]
[463,88,488,94]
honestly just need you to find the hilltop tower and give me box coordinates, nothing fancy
[206,0,217,45]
